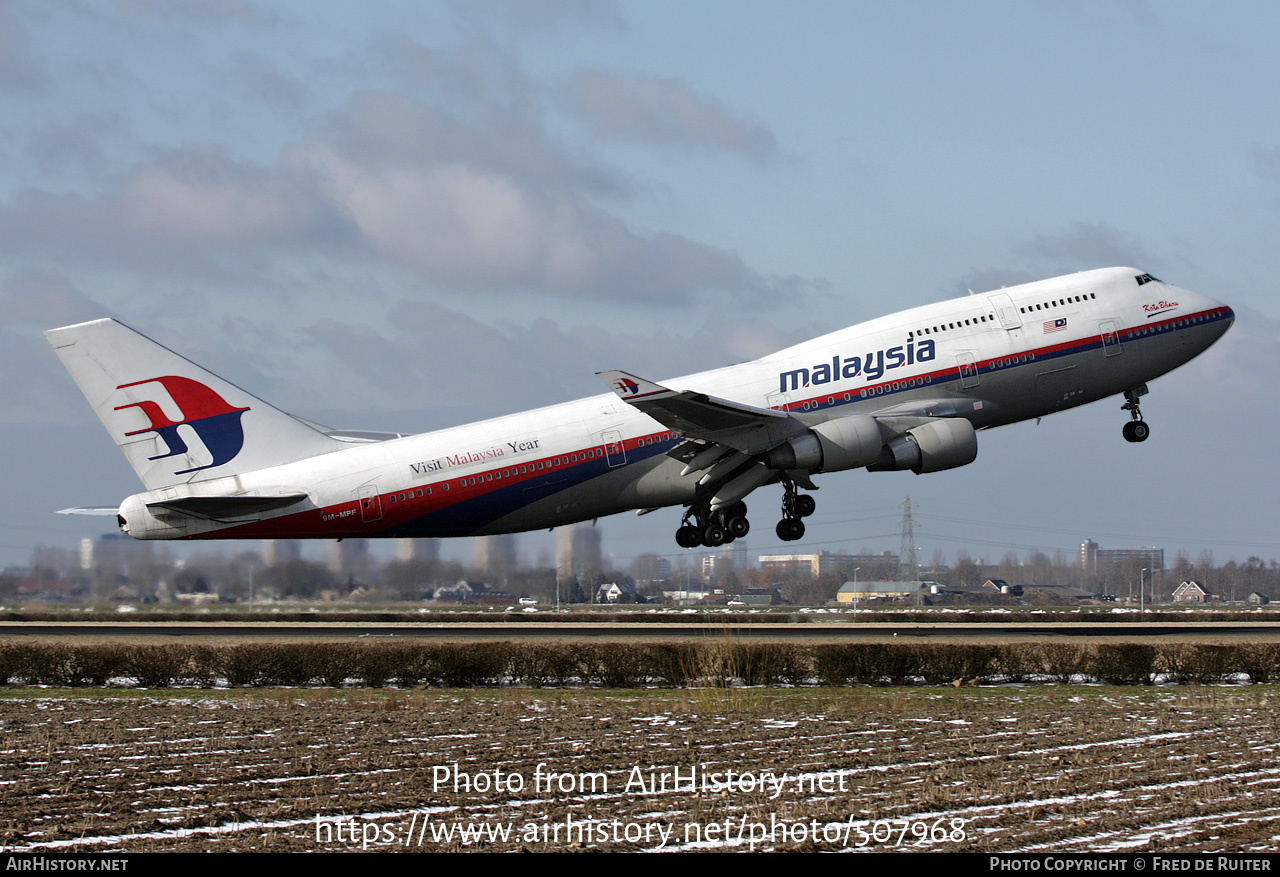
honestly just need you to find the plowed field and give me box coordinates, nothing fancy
[3,688,1278,852]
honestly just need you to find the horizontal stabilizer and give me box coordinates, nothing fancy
[56,506,121,516]
[146,493,308,520]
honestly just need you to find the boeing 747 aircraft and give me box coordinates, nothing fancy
[47,267,1232,547]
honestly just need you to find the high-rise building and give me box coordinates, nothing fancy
[396,538,440,563]
[758,552,826,578]
[473,535,517,584]
[1079,539,1164,581]
[80,533,155,574]
[556,524,602,585]
[630,553,671,585]
[261,540,301,567]
[702,543,750,583]
[721,542,749,574]
[327,539,370,577]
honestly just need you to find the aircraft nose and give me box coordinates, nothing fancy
[1202,292,1232,330]
[1186,287,1233,340]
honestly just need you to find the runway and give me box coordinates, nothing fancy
[4,620,1280,642]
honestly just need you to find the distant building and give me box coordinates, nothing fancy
[556,525,601,585]
[396,538,440,563]
[474,535,517,584]
[837,580,928,602]
[1080,539,1164,581]
[1173,580,1209,604]
[759,553,821,578]
[261,540,301,567]
[327,539,369,576]
[80,533,154,574]
[1248,592,1270,606]
[702,544,749,583]
[596,581,639,604]
[981,579,1024,596]
[721,542,750,574]
[631,554,671,586]
[825,551,900,580]
[727,587,782,606]
[662,585,712,605]
[79,533,163,597]
[435,579,508,604]
[760,550,887,579]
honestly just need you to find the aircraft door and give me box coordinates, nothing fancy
[1100,321,1123,357]
[988,293,1023,330]
[602,429,627,467]
[357,484,382,523]
[956,352,980,389]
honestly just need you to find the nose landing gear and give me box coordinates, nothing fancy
[1121,386,1150,443]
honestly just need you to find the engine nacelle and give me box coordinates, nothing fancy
[868,418,978,474]
[763,415,883,473]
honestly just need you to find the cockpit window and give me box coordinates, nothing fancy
[1135,273,1161,286]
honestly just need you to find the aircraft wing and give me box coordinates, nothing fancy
[860,396,995,421]
[596,370,804,454]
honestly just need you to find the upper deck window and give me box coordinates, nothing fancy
[1135,273,1161,286]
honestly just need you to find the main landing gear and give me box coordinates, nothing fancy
[671,478,817,547]
[1121,386,1150,443]
[775,477,815,542]
[675,501,750,548]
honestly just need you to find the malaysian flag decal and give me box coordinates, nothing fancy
[1043,318,1067,333]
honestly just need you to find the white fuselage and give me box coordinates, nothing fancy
[116,267,1232,541]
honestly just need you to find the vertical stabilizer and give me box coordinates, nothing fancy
[45,319,343,490]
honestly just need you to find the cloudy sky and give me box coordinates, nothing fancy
[3,1,1279,573]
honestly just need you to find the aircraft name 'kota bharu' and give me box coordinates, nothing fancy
[47,267,1233,548]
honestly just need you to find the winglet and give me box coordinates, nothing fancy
[596,370,675,402]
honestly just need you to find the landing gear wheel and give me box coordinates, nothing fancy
[703,524,727,547]
[775,518,805,541]
[792,494,816,517]
[727,515,750,538]
[1123,420,1150,443]
[1121,386,1150,444]
[676,525,702,548]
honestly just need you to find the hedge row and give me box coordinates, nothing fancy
[5,609,1279,624]
[1,642,1278,688]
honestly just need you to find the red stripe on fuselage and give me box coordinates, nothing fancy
[188,430,684,540]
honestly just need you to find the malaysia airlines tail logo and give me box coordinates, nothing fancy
[613,377,640,396]
[114,376,250,475]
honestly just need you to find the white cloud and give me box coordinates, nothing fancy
[0,2,47,92]
[560,69,780,161]
[1014,221,1160,271]
[0,148,355,273]
[302,301,813,419]
[0,270,109,326]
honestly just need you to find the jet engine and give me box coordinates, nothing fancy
[867,418,978,474]
[762,414,884,473]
